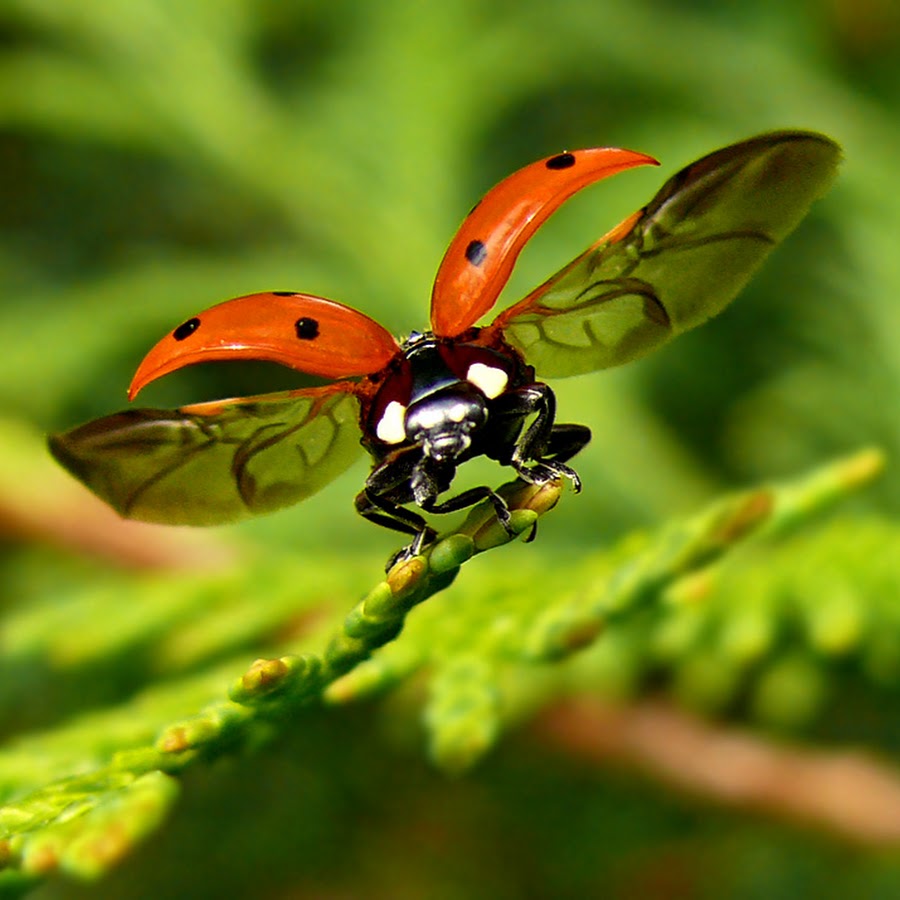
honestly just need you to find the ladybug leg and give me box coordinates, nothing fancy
[356,447,442,566]
[512,425,587,544]
[355,449,437,539]
[542,423,592,462]
[354,487,431,537]
[421,485,512,528]
[491,384,590,489]
[357,445,517,567]
[355,486,439,569]
[536,423,592,490]
[409,447,513,533]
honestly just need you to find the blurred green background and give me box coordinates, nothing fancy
[1,0,899,897]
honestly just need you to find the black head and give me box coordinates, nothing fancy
[404,384,488,463]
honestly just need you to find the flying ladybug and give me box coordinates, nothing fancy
[50,131,840,564]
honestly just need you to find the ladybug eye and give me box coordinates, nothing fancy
[172,317,201,341]
[295,317,320,340]
[465,240,487,266]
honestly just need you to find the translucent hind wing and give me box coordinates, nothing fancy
[49,386,363,525]
[489,131,841,377]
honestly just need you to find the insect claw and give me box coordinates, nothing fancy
[566,467,583,494]
[514,461,582,493]
[385,526,437,572]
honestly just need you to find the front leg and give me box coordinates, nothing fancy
[357,446,471,566]
[421,484,512,529]
[517,423,591,491]
[356,446,517,568]
[355,447,438,555]
[354,485,433,540]
[491,384,590,489]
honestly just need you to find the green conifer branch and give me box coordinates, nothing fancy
[0,449,886,883]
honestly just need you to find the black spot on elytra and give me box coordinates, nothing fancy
[295,317,320,340]
[273,290,297,296]
[173,317,200,341]
[465,239,487,266]
[546,152,576,170]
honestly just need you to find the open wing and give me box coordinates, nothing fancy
[48,385,364,526]
[485,131,841,377]
[430,147,658,338]
[129,291,399,399]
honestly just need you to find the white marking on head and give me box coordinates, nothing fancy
[413,405,444,430]
[448,401,469,423]
[375,400,407,444]
[467,362,508,399]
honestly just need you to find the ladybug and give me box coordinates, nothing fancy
[49,131,839,564]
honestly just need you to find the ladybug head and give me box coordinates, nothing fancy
[405,385,488,463]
